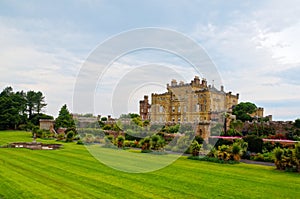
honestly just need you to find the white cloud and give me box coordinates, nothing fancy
[190,2,300,120]
[0,17,85,117]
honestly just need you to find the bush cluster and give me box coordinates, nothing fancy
[273,143,300,172]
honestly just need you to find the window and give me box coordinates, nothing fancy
[172,106,175,112]
[178,106,181,112]
[194,104,200,112]
[159,106,164,113]
[183,106,187,112]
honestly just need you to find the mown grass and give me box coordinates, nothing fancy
[0,131,299,198]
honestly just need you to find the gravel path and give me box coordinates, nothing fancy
[240,159,274,166]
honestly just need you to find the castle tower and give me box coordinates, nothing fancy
[139,95,151,120]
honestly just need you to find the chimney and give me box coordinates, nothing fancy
[171,79,177,86]
[201,78,207,87]
[221,85,224,92]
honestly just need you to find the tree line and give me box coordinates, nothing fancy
[0,86,52,130]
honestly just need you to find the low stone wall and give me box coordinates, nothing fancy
[9,142,62,150]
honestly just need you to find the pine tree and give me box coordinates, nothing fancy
[55,104,75,129]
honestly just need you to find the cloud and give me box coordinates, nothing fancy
[0,17,85,117]
[1,0,299,121]
[189,1,300,120]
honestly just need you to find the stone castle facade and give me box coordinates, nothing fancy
[139,76,240,139]
[140,76,239,124]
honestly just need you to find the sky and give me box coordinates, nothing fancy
[0,0,300,121]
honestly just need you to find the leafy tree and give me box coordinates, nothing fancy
[0,87,26,129]
[233,102,257,122]
[35,91,47,114]
[55,104,75,129]
[30,113,54,126]
[26,91,36,118]
[243,135,263,153]
[0,87,49,130]
[294,119,300,128]
[26,90,47,117]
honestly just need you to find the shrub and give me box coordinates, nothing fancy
[294,144,300,172]
[194,135,204,144]
[77,140,83,145]
[74,134,81,140]
[190,140,201,156]
[188,156,239,164]
[274,147,283,170]
[116,136,125,148]
[151,135,164,151]
[82,134,95,144]
[273,147,296,171]
[106,135,114,144]
[251,153,264,161]
[217,145,231,161]
[140,136,151,151]
[232,143,241,161]
[243,135,263,153]
[66,131,74,142]
[57,133,65,141]
[94,136,102,143]
[212,138,234,148]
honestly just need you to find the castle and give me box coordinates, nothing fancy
[140,76,240,138]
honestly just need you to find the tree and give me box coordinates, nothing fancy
[55,104,75,129]
[0,87,49,130]
[26,91,36,118]
[35,91,47,114]
[26,90,47,117]
[233,102,257,122]
[30,113,54,126]
[243,135,263,153]
[294,119,300,128]
[0,87,27,129]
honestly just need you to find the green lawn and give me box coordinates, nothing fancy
[0,131,299,199]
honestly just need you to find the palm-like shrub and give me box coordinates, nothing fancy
[232,143,242,161]
[140,136,151,151]
[151,135,164,151]
[295,143,300,172]
[116,135,125,148]
[274,147,283,170]
[273,144,300,172]
[217,145,231,161]
[191,141,201,156]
